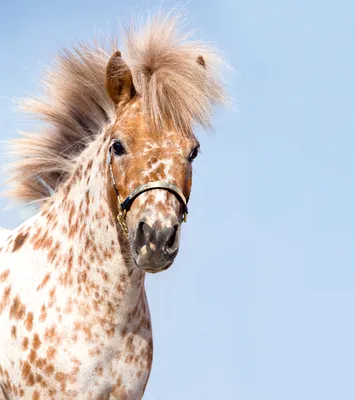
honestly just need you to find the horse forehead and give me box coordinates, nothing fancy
[140,137,185,155]
[117,99,193,152]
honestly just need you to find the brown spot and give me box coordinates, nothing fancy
[39,310,47,322]
[0,269,10,282]
[37,273,51,291]
[32,389,40,400]
[21,361,35,386]
[35,357,47,370]
[22,337,29,351]
[44,363,54,375]
[47,241,60,263]
[12,232,28,252]
[121,327,128,337]
[105,326,115,338]
[46,347,56,360]
[125,354,134,364]
[126,335,134,352]
[9,295,26,320]
[29,349,37,363]
[116,284,124,294]
[112,379,128,399]
[101,271,109,282]
[83,325,93,341]
[11,325,17,339]
[44,325,57,342]
[68,201,75,221]
[155,162,166,178]
[32,333,41,350]
[41,235,53,250]
[25,312,34,331]
[85,190,90,206]
[88,347,101,357]
[64,297,73,314]
[78,253,84,266]
[0,285,11,315]
[55,371,67,392]
[87,160,93,171]
[48,288,56,307]
[96,394,110,400]
[95,363,104,376]
[35,373,47,388]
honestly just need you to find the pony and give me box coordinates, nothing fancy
[0,11,227,399]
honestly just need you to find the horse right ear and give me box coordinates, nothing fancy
[106,51,136,106]
[197,55,206,68]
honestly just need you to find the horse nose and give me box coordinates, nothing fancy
[134,218,180,256]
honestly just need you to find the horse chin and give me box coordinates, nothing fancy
[132,254,175,274]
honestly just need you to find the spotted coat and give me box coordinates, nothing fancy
[0,123,155,399]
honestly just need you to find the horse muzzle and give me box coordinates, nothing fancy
[131,214,181,272]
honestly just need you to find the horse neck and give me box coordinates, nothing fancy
[36,134,146,323]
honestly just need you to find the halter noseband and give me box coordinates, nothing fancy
[107,143,188,238]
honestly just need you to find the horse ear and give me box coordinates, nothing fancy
[197,55,207,85]
[106,51,136,105]
[197,55,206,68]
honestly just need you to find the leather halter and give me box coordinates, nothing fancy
[107,143,188,238]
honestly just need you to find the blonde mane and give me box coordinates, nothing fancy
[6,12,227,202]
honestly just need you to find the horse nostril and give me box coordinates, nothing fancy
[165,224,179,251]
[135,221,148,251]
[138,221,145,234]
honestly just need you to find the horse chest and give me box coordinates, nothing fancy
[64,331,153,399]
[0,242,153,399]
[0,311,153,399]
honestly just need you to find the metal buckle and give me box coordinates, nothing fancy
[117,209,129,238]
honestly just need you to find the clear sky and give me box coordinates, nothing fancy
[1,1,355,399]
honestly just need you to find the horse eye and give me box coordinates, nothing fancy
[112,141,126,156]
[189,146,200,162]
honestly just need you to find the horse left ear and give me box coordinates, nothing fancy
[106,51,136,106]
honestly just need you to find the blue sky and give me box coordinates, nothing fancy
[1,1,355,399]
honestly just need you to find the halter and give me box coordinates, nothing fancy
[107,143,189,238]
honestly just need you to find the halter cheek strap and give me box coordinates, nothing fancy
[107,145,189,238]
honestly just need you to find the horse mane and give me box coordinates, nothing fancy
[5,11,228,202]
